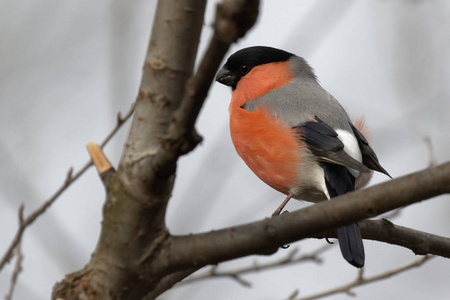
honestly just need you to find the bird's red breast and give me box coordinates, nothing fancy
[229,62,302,194]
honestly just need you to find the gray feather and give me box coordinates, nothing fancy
[243,56,352,131]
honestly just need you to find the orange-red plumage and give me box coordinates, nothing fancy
[229,61,300,194]
[230,61,294,107]
[230,105,302,194]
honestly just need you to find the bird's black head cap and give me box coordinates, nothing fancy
[216,46,294,90]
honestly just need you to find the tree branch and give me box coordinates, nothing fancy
[4,206,24,300]
[313,218,450,258]
[164,0,260,155]
[142,268,199,300]
[100,102,136,149]
[359,219,450,257]
[295,255,433,300]
[169,216,450,290]
[178,244,333,288]
[4,243,23,300]
[154,162,449,273]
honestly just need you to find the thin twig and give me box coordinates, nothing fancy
[179,244,333,287]
[0,103,135,272]
[287,290,300,300]
[4,245,23,300]
[295,255,433,300]
[100,102,135,148]
[4,206,25,300]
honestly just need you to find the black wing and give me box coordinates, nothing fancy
[350,123,392,178]
[294,117,370,173]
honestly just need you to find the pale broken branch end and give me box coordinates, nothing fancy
[86,142,113,175]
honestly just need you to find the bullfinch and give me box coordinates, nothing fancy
[215,46,390,268]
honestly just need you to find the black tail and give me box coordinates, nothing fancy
[321,162,365,268]
[337,223,365,268]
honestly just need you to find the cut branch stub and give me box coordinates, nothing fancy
[86,143,113,174]
[86,142,115,187]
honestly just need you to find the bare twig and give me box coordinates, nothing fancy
[179,244,333,287]
[295,255,433,300]
[358,219,450,258]
[4,244,23,300]
[4,206,25,300]
[18,204,24,225]
[0,103,135,272]
[142,268,200,300]
[315,219,450,259]
[287,290,300,300]
[100,102,135,148]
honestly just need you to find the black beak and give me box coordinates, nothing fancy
[216,66,236,87]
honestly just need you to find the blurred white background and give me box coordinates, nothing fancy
[1,1,449,299]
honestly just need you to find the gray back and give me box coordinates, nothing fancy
[243,56,352,131]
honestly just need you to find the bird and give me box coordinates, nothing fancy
[215,46,391,268]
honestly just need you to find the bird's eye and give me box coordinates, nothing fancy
[239,65,250,75]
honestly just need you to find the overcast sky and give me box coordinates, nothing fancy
[1,1,449,299]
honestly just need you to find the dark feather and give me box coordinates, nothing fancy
[350,123,392,178]
[337,224,365,268]
[321,162,365,268]
[294,118,370,173]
